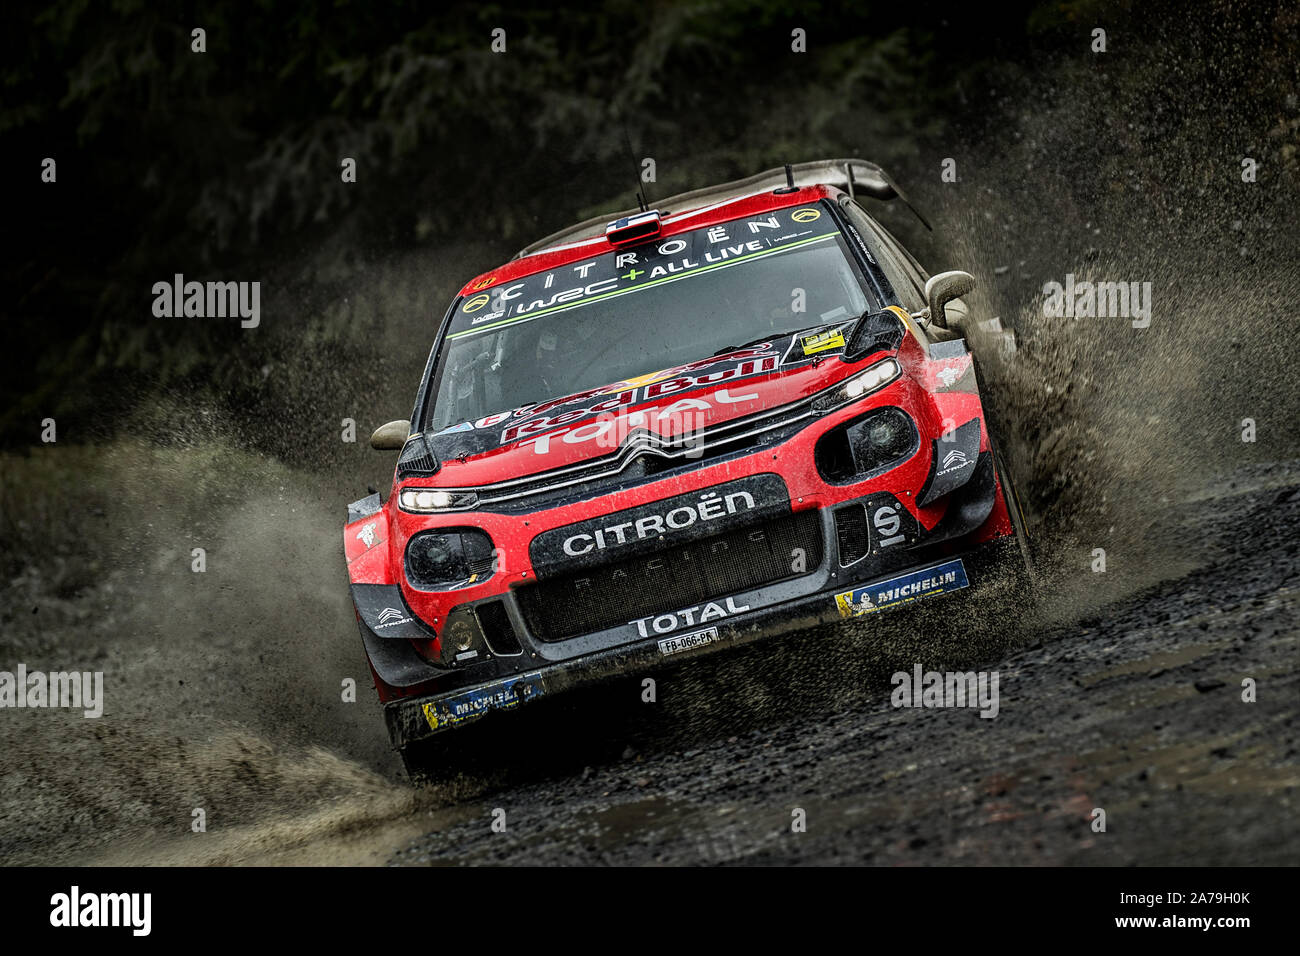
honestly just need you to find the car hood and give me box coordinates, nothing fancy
[420,322,887,486]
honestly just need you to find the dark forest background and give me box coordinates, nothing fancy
[2,0,1297,457]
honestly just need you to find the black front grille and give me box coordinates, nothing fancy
[516,509,823,642]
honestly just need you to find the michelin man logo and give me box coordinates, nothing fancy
[356,522,378,547]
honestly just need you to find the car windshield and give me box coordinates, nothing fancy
[426,203,878,432]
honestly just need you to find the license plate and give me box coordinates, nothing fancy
[658,626,720,656]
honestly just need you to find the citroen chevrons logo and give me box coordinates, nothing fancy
[373,606,414,629]
[563,489,757,555]
[937,449,970,476]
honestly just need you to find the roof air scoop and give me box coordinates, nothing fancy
[605,209,663,245]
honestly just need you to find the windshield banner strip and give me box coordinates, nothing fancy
[447,230,837,341]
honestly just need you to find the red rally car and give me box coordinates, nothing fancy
[344,159,1030,778]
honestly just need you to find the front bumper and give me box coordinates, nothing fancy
[381,529,1020,751]
[361,441,1006,690]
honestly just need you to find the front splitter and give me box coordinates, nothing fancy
[384,536,1020,750]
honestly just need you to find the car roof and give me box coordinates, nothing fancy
[455,184,840,298]
[454,158,926,299]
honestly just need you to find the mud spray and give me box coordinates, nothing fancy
[2,6,1298,864]
[656,9,1300,763]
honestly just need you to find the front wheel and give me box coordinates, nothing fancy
[994,450,1037,580]
[397,732,474,787]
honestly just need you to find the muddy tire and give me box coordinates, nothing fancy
[994,450,1037,580]
[396,734,454,786]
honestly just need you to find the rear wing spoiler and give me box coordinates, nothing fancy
[516,158,931,258]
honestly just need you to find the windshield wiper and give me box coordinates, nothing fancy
[712,328,809,356]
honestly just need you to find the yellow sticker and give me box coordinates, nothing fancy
[791,207,821,223]
[604,369,670,392]
[470,276,496,290]
[834,592,862,617]
[463,293,491,313]
[422,703,441,730]
[801,328,845,355]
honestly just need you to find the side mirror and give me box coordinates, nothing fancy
[369,420,411,450]
[924,270,975,329]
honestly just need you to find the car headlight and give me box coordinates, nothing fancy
[812,358,900,413]
[815,407,919,483]
[846,407,917,475]
[398,488,479,512]
[405,529,496,590]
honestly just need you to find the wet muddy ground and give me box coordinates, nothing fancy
[7,453,1293,866]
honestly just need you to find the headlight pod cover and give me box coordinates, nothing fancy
[398,488,479,512]
[812,358,900,413]
[405,529,495,590]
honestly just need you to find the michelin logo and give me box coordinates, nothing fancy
[422,673,545,732]
[835,559,969,617]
